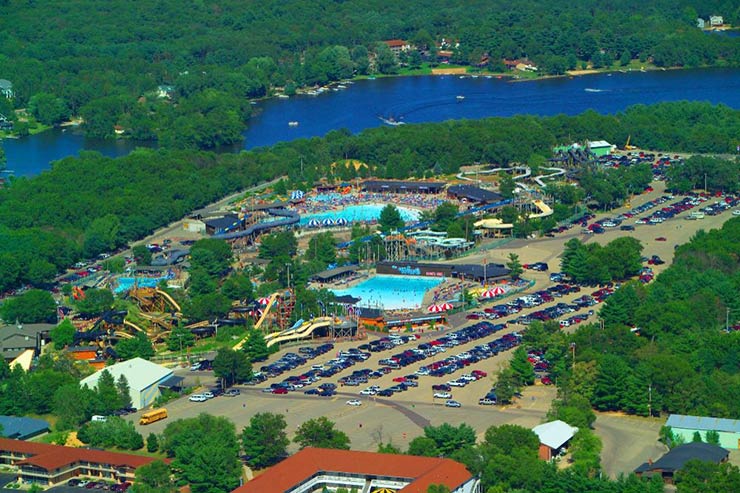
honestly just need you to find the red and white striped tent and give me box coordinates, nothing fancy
[257,297,272,305]
[481,285,507,298]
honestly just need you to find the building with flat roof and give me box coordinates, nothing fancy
[0,437,157,486]
[446,185,503,205]
[80,358,173,409]
[310,265,358,283]
[635,442,728,484]
[588,140,613,157]
[0,417,50,440]
[362,180,445,194]
[666,414,740,449]
[377,261,509,283]
[232,447,479,493]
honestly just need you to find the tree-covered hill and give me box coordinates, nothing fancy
[0,0,738,146]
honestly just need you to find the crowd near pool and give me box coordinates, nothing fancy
[299,204,420,226]
[114,276,169,294]
[330,274,444,310]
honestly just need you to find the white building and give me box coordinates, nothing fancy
[710,16,724,27]
[533,420,579,461]
[80,357,177,409]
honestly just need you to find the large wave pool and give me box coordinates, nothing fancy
[300,204,420,226]
[330,274,444,310]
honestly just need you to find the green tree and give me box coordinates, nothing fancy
[75,288,114,316]
[221,273,254,301]
[166,326,196,352]
[499,174,517,198]
[377,442,402,454]
[407,436,439,457]
[374,42,398,74]
[705,430,720,445]
[241,329,271,363]
[294,416,350,450]
[184,292,232,321]
[0,289,57,323]
[213,347,253,386]
[378,204,404,233]
[494,368,520,404]
[421,423,476,457]
[427,485,451,493]
[50,319,76,349]
[116,374,133,409]
[505,253,523,279]
[115,332,155,360]
[132,459,176,493]
[190,238,233,276]
[96,369,121,413]
[305,232,337,268]
[161,414,241,493]
[241,412,289,468]
[52,384,99,430]
[132,245,152,266]
[510,347,536,385]
[147,432,159,453]
[28,92,69,125]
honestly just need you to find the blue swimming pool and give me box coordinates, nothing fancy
[114,276,169,294]
[300,204,420,226]
[330,274,444,310]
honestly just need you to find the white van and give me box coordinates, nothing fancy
[189,394,207,402]
[690,211,705,219]
[91,415,108,423]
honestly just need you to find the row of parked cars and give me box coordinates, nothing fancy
[257,343,334,379]
[67,479,130,491]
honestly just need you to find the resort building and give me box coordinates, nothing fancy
[362,180,445,194]
[383,39,412,56]
[710,15,724,27]
[0,322,53,365]
[377,261,509,283]
[532,420,579,461]
[634,442,729,484]
[204,213,244,235]
[80,357,178,410]
[665,414,740,449]
[0,438,157,486]
[310,266,358,284]
[232,447,479,493]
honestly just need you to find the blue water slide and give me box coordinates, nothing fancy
[213,208,300,240]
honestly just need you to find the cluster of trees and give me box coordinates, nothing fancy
[130,412,349,493]
[667,155,740,193]
[561,237,644,285]
[0,102,737,293]
[1,1,738,145]
[77,416,143,450]
[525,217,740,419]
[0,359,132,430]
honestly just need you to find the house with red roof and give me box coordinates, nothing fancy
[383,39,412,57]
[232,447,480,493]
[0,438,158,486]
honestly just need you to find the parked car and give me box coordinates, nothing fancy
[346,399,362,406]
[445,400,462,408]
[189,394,207,402]
[224,389,241,397]
[433,392,452,399]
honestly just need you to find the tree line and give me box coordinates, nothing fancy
[0,1,738,147]
[0,101,737,294]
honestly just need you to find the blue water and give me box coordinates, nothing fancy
[300,204,420,226]
[114,276,168,294]
[4,68,740,176]
[330,274,444,310]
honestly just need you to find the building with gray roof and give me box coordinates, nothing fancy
[666,414,740,449]
[0,416,50,440]
[80,357,173,409]
[635,442,728,484]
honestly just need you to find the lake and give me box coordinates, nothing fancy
[4,68,740,176]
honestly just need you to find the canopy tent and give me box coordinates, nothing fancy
[290,190,305,200]
[322,218,335,226]
[335,217,349,226]
[428,302,453,313]
[481,285,507,298]
[307,218,321,228]
[257,297,272,305]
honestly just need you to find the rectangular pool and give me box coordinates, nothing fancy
[330,274,444,311]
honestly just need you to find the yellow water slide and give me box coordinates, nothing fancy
[155,289,182,312]
[264,317,334,347]
[233,292,280,350]
[123,320,146,333]
[530,199,553,218]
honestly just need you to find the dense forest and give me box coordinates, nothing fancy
[521,218,740,419]
[0,101,737,292]
[0,0,738,147]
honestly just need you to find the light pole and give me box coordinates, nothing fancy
[570,342,576,372]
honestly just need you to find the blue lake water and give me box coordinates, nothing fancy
[4,68,740,176]
[330,274,444,310]
[300,204,420,226]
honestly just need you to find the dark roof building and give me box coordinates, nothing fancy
[377,261,509,283]
[0,417,50,440]
[204,214,243,235]
[311,266,358,283]
[447,184,503,204]
[635,442,729,484]
[362,180,445,194]
[232,447,478,493]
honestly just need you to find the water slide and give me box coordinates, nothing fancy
[529,199,553,218]
[213,208,299,240]
[233,292,281,350]
[263,317,336,347]
[123,320,146,333]
[151,249,190,266]
[155,288,181,312]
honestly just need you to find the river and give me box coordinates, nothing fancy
[3,67,740,177]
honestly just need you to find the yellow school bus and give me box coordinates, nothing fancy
[139,408,168,425]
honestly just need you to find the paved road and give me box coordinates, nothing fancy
[595,413,666,478]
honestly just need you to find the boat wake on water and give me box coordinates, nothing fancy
[584,88,609,93]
